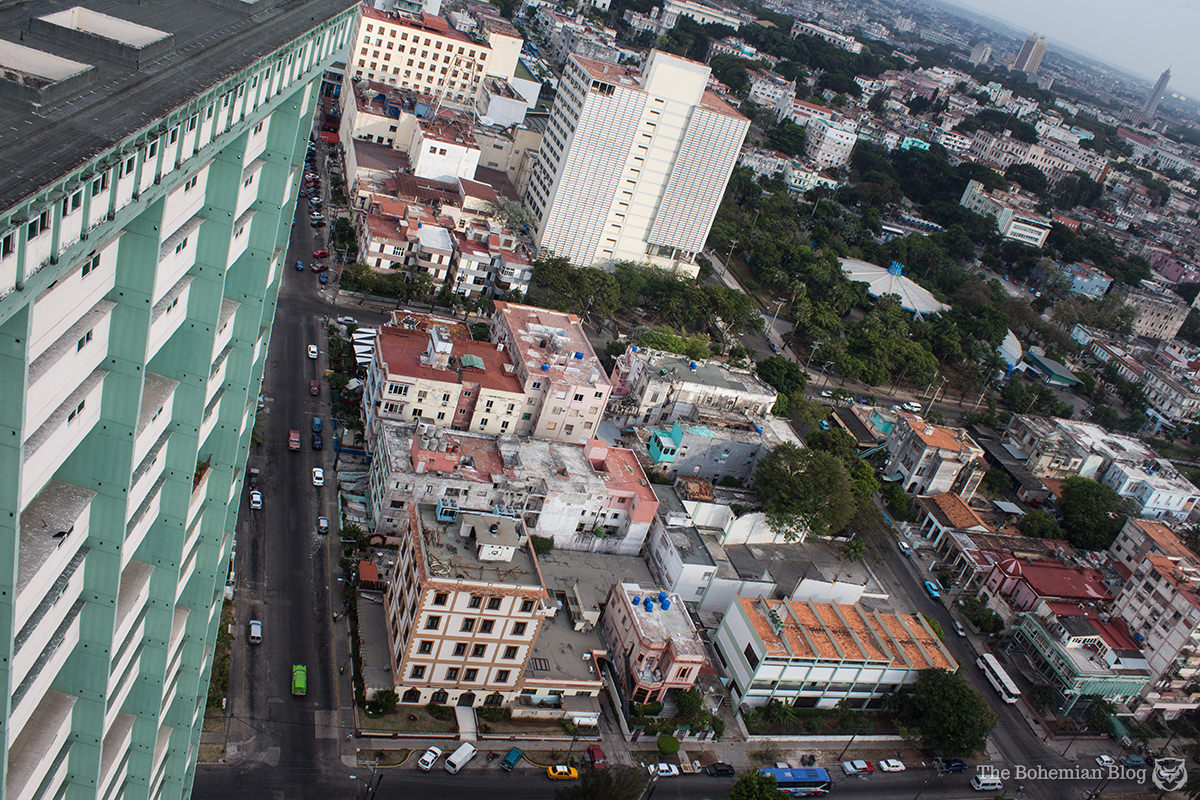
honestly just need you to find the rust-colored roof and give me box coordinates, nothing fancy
[900,415,981,454]
[922,492,992,531]
[1130,518,1194,562]
[740,598,956,671]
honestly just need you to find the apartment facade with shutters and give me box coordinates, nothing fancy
[0,1,355,797]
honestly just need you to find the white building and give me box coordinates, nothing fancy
[804,119,858,169]
[789,19,863,53]
[960,179,1052,248]
[714,597,956,708]
[524,51,749,275]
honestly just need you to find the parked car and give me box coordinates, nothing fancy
[1120,755,1146,768]
[295,260,305,271]
[336,315,358,326]
[500,747,523,772]
[942,758,968,773]
[648,763,680,778]
[291,664,307,696]
[587,744,606,769]
[312,416,322,432]
[310,197,322,207]
[312,467,324,486]
[768,341,780,353]
[1095,755,1116,768]
[417,746,443,771]
[312,433,323,450]
[954,620,967,637]
[317,516,329,535]
[705,762,736,777]
[310,379,320,396]
[318,272,329,284]
[546,766,577,781]
[923,580,942,599]
[878,759,905,772]
[311,220,325,228]
[248,619,262,644]
[249,490,263,509]
[312,249,330,259]
[311,262,328,272]
[309,212,325,222]
[288,429,300,451]
[897,540,913,557]
[841,760,875,775]
[820,389,833,398]
[307,344,318,359]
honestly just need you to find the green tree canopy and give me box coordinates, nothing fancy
[1018,508,1062,539]
[892,669,996,757]
[756,356,809,397]
[767,121,808,157]
[1057,476,1126,550]
[729,770,780,800]
[755,443,857,539]
[555,767,645,800]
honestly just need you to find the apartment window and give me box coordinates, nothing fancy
[495,670,510,683]
[520,599,534,613]
[27,210,51,240]
[184,175,198,192]
[521,413,531,421]
[464,668,478,681]
[92,173,111,196]
[531,381,541,389]
[453,642,467,656]
[169,128,179,144]
[471,644,486,658]
[512,622,526,636]
[242,174,254,188]
[174,237,189,255]
[503,645,518,659]
[486,597,501,611]
[743,643,760,670]
[62,190,83,217]
[76,330,93,351]
[411,665,426,679]
[424,615,441,630]
[417,640,433,654]
[468,595,482,609]
[446,667,460,680]
[67,400,86,423]
[81,252,100,277]
[573,393,583,401]
[480,620,494,634]
[252,121,264,135]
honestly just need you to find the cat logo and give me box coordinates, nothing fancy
[1152,757,1186,792]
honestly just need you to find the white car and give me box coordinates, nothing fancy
[317,516,329,535]
[417,746,443,771]
[336,315,358,326]
[249,490,263,509]
[648,763,680,777]
[248,619,262,644]
[841,760,874,775]
[897,540,913,557]
[1095,755,1116,768]
[954,620,967,637]
[307,344,318,359]
[820,389,833,398]
[878,759,905,772]
[312,468,324,486]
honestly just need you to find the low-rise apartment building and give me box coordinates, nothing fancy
[789,19,863,53]
[644,411,798,484]
[804,119,858,169]
[714,597,956,708]
[1109,517,1194,575]
[883,414,985,498]
[490,301,611,443]
[384,507,550,706]
[1113,282,1189,341]
[368,423,659,554]
[960,179,1051,247]
[608,346,777,428]
[603,584,709,703]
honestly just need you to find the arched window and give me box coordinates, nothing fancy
[402,688,421,704]
[431,689,449,704]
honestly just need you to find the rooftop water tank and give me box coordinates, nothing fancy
[643,597,654,612]
[689,361,697,370]
[574,352,584,359]
[631,346,639,352]
[661,598,671,610]
[755,426,763,433]
[541,363,549,371]
[658,591,667,603]
[631,597,640,605]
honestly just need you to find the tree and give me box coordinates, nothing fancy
[1018,508,1062,539]
[729,770,780,800]
[1004,163,1049,198]
[555,767,646,800]
[756,356,809,397]
[373,689,399,713]
[892,669,996,757]
[1057,476,1125,550]
[657,733,680,754]
[755,443,858,539]
[767,121,808,157]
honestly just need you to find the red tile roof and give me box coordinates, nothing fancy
[377,324,524,395]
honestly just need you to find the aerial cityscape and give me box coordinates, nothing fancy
[1,0,1199,798]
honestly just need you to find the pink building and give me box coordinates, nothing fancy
[490,301,611,443]
[981,556,1111,613]
[602,583,708,703]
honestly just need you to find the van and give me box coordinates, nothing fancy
[970,774,1003,792]
[248,619,262,644]
[500,747,523,772]
[444,742,477,774]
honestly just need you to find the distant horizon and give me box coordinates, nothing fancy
[939,0,1198,100]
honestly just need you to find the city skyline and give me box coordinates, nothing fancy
[944,0,1199,99]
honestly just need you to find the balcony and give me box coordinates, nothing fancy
[211,298,240,363]
[105,646,143,731]
[29,250,116,362]
[8,597,82,739]
[161,165,208,246]
[153,214,202,305]
[113,559,153,650]
[15,480,93,634]
[235,157,265,219]
[134,373,178,468]
[199,389,223,446]
[189,457,212,527]
[25,299,114,435]
[150,725,173,794]
[4,690,76,800]
[128,430,169,519]
[146,275,192,361]
[97,713,134,800]
[227,208,255,269]
[22,369,107,508]
[123,475,164,567]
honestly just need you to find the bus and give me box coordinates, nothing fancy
[757,767,833,797]
[977,653,1021,704]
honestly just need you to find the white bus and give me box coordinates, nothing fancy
[977,654,1021,704]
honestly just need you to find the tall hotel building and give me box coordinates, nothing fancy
[524,50,748,275]
[0,0,354,798]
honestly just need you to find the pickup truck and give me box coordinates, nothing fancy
[288,429,300,451]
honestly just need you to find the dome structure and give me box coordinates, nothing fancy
[840,258,950,316]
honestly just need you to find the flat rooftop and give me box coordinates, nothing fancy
[414,504,543,588]
[0,0,356,210]
[630,348,776,397]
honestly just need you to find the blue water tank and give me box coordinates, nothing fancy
[631,597,640,606]
[643,598,654,612]
[755,426,763,433]
[661,598,671,610]
[574,352,584,359]
[541,363,549,371]
[689,361,697,370]
[631,346,639,352]
[658,591,667,603]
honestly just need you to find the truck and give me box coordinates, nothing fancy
[288,429,300,451]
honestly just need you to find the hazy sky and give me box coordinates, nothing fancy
[945,0,1199,98]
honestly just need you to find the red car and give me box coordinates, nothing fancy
[587,744,606,770]
[309,380,320,396]
[312,249,330,259]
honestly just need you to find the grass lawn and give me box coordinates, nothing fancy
[480,716,571,736]
[358,706,458,734]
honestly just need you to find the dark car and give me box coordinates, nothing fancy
[942,758,968,773]
[705,763,736,777]
[309,379,320,396]
[312,433,323,450]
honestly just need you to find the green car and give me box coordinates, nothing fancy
[291,664,307,696]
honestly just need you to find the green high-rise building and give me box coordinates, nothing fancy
[0,0,356,797]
